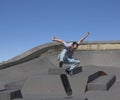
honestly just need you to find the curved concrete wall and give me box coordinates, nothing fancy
[0,41,120,100]
[0,41,120,69]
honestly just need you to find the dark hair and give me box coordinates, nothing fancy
[72,42,79,47]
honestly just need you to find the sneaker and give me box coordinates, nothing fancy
[59,61,63,68]
[65,68,72,76]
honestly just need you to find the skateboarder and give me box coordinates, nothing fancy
[52,32,90,75]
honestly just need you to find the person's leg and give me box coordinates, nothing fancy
[57,49,67,67]
[65,58,80,72]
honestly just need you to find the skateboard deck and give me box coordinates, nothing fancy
[65,66,82,76]
[60,74,72,96]
[72,66,82,75]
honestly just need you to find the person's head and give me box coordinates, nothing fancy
[71,42,79,50]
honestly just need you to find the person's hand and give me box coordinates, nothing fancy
[87,32,90,35]
[52,36,56,41]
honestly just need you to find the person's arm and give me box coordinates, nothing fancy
[52,37,64,44]
[77,32,90,45]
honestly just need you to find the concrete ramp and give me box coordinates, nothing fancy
[87,75,116,91]
[21,75,88,100]
[21,75,67,99]
[0,41,120,100]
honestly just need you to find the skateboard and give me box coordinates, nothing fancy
[72,66,82,75]
[65,66,82,76]
[60,74,72,96]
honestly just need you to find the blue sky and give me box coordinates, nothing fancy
[0,0,120,62]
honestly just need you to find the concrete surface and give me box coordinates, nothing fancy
[87,75,116,91]
[0,41,120,100]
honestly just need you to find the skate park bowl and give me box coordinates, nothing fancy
[0,41,120,100]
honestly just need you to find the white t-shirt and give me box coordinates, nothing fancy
[63,41,74,58]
